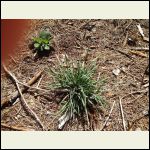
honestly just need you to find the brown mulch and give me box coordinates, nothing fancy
[1,19,149,131]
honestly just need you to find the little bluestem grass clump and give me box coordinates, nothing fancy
[49,58,106,126]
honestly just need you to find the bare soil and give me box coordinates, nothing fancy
[1,19,149,131]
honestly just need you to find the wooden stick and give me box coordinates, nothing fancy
[119,98,126,131]
[2,65,46,130]
[1,123,34,131]
[1,65,43,109]
[16,80,46,130]
[100,101,116,131]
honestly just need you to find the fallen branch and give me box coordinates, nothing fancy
[16,81,46,130]
[119,98,126,131]
[2,65,46,130]
[1,123,34,131]
[1,65,43,110]
[100,101,116,131]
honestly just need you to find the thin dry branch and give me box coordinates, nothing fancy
[130,47,149,51]
[120,90,148,101]
[1,66,43,109]
[119,98,126,131]
[2,65,46,130]
[36,75,43,88]
[100,101,116,131]
[122,31,129,47]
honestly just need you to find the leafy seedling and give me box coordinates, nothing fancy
[32,30,52,53]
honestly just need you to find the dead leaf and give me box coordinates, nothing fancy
[112,68,121,76]
[58,113,71,130]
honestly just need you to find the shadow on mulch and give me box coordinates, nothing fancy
[28,42,55,60]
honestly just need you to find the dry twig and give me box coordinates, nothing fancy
[100,101,116,131]
[36,75,43,88]
[122,31,129,47]
[1,67,43,109]
[130,47,149,51]
[119,97,126,131]
[124,20,133,33]
[2,64,46,130]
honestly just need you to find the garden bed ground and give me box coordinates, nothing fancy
[1,19,149,131]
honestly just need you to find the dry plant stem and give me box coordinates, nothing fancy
[120,90,148,101]
[17,81,50,92]
[124,19,133,33]
[15,81,46,130]
[122,31,128,47]
[130,47,149,51]
[36,75,43,88]
[100,101,116,131]
[55,54,62,65]
[141,64,149,87]
[1,123,34,131]
[2,65,46,130]
[119,98,126,131]
[1,67,43,109]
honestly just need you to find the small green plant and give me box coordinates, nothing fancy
[33,31,52,52]
[49,57,106,126]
